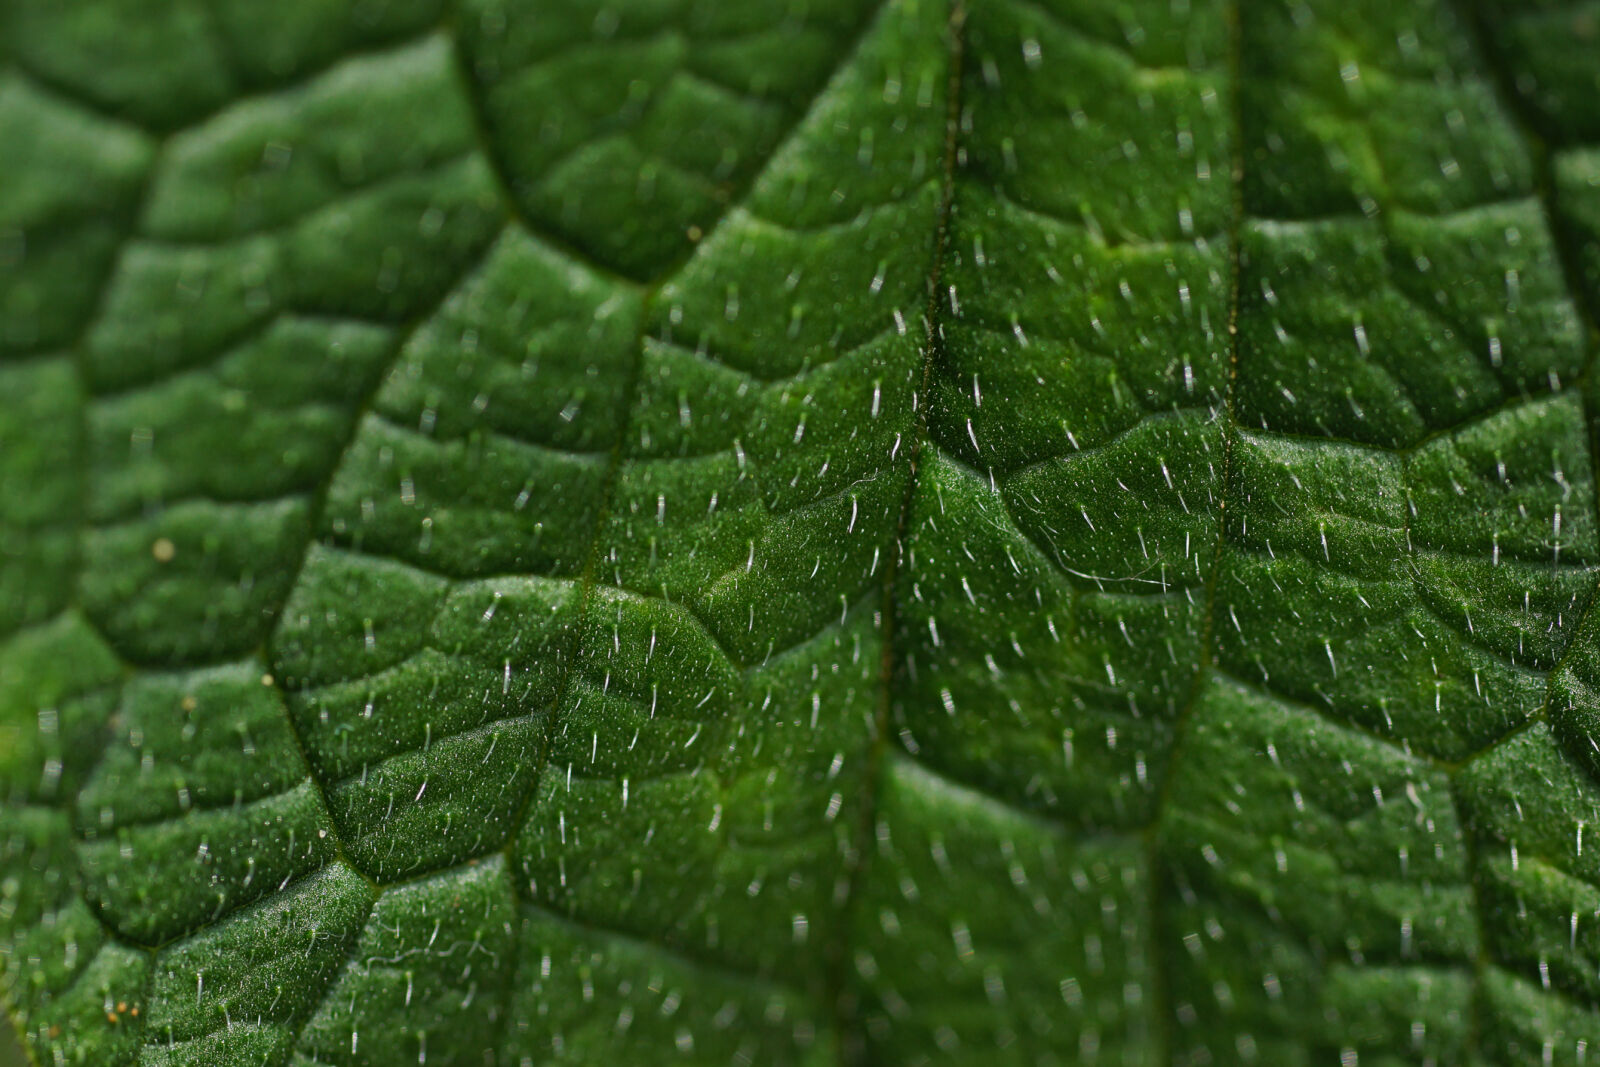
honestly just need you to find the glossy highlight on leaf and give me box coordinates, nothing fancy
[3,0,1600,1064]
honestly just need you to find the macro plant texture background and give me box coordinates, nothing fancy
[2,0,1600,1064]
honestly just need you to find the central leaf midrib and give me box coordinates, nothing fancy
[827,0,970,1059]
[1137,0,1248,1058]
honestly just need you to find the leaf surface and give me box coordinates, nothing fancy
[3,0,1600,1064]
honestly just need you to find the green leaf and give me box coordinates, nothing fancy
[3,0,1600,1064]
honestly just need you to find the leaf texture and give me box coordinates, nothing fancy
[3,0,1600,1064]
